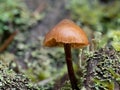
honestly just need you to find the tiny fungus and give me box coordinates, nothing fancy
[43,19,89,90]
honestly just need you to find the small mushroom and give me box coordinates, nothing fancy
[44,19,89,90]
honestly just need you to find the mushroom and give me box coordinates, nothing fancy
[43,19,89,90]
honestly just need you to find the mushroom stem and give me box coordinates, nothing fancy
[64,44,79,90]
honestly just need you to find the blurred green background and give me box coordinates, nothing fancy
[0,0,120,90]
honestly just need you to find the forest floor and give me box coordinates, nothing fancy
[7,0,71,89]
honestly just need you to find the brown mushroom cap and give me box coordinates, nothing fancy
[44,19,89,48]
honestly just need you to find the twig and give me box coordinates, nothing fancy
[0,30,18,53]
[32,2,47,17]
[37,78,53,86]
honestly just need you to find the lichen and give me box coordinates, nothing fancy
[85,48,120,90]
[61,48,120,90]
[0,61,38,90]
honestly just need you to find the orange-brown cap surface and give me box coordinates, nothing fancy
[44,19,89,48]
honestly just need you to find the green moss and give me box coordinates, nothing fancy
[85,48,120,89]
[68,0,120,32]
[61,48,120,89]
[0,61,39,90]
